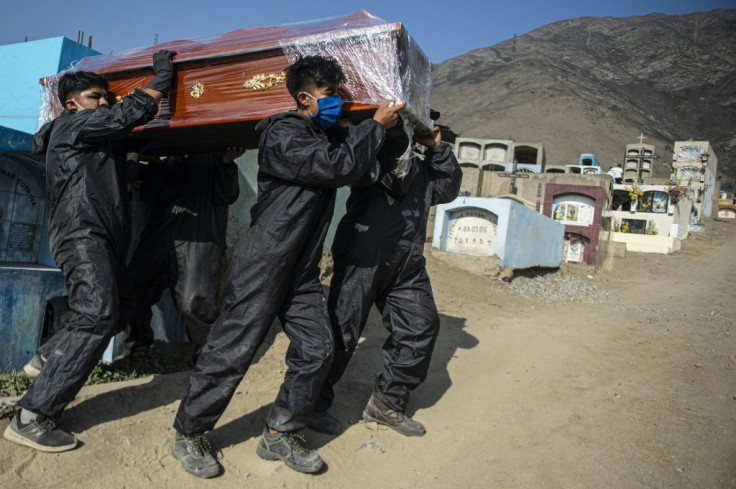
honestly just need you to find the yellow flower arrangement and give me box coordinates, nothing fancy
[626,183,644,201]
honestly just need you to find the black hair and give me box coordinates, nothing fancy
[57,71,109,105]
[285,55,346,103]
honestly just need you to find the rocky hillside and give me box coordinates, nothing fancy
[431,9,736,181]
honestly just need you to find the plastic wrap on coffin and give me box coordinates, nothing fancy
[38,11,432,154]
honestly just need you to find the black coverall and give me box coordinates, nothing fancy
[20,89,159,418]
[174,112,385,434]
[316,135,462,413]
[122,153,240,350]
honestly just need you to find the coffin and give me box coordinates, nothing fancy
[38,11,432,154]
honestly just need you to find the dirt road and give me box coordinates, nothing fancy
[2,220,734,489]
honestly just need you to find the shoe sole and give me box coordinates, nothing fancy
[362,412,426,437]
[3,425,77,453]
[256,443,324,474]
[23,364,40,379]
[169,443,221,479]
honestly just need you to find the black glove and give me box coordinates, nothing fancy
[146,50,177,93]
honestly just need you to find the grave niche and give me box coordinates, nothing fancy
[513,145,539,164]
[543,184,605,267]
[445,207,498,256]
[457,141,482,161]
[459,163,481,197]
[563,234,589,263]
[484,143,508,163]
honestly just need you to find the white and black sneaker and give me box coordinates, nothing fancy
[4,413,77,452]
[23,354,46,379]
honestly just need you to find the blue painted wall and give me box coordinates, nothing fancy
[0,267,67,371]
[0,38,101,371]
[502,199,564,269]
[579,153,600,167]
[0,37,99,151]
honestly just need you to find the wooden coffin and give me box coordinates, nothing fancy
[39,11,432,154]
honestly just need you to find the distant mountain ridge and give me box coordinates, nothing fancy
[431,9,736,180]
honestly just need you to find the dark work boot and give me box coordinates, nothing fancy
[306,410,342,435]
[362,393,426,437]
[4,413,77,452]
[170,432,221,478]
[256,428,323,474]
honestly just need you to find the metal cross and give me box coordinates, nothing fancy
[498,162,530,194]
[625,152,660,183]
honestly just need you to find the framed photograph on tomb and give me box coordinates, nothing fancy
[552,195,595,226]
[552,202,566,221]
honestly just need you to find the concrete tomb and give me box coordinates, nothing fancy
[433,196,563,269]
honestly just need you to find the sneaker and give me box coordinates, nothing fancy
[3,413,77,452]
[306,410,342,435]
[170,432,221,478]
[256,428,323,474]
[23,354,46,379]
[362,393,426,437]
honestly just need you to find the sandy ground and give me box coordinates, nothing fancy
[1,220,735,489]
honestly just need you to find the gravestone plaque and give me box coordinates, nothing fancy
[8,222,35,251]
[676,166,701,182]
[0,160,46,263]
[563,236,585,263]
[446,207,498,256]
[677,145,703,161]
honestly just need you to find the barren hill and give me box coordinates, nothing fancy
[431,9,736,180]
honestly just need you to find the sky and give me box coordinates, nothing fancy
[1,0,733,63]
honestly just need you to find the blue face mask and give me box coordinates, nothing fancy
[304,93,343,129]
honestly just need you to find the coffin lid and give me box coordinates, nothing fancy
[70,11,402,75]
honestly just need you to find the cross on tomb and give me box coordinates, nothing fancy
[637,133,646,144]
[498,162,530,194]
[626,144,661,183]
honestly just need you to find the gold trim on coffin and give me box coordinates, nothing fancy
[243,72,286,91]
[190,82,205,99]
